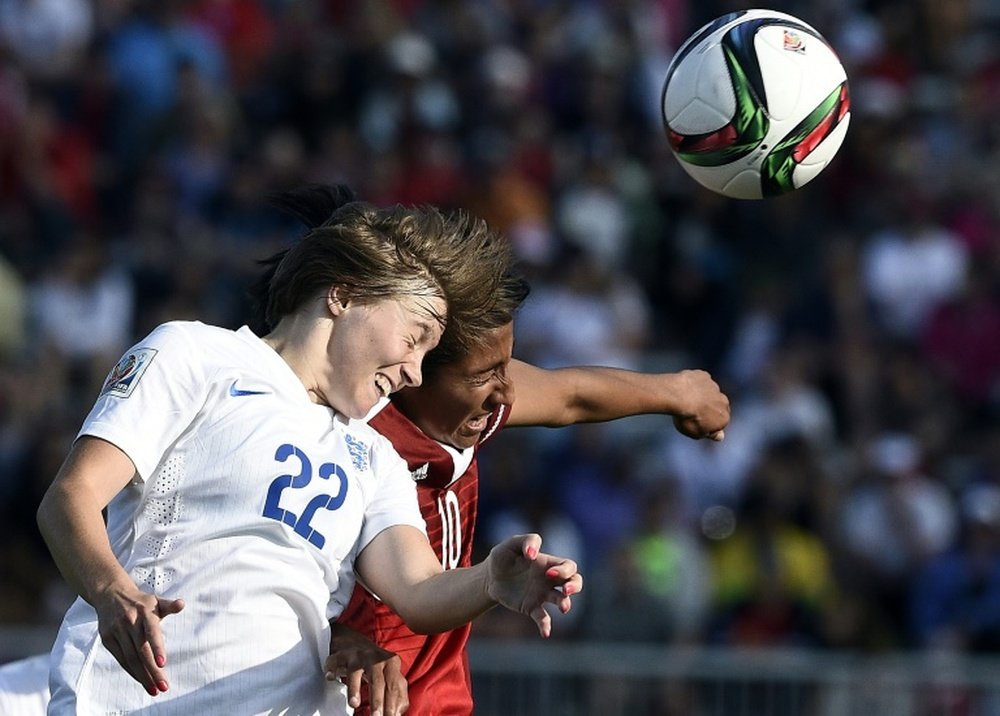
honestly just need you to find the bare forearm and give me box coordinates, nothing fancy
[553,367,690,423]
[388,563,495,634]
[358,531,581,639]
[509,363,691,425]
[37,480,131,605]
[508,361,730,440]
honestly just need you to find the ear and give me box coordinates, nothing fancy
[327,286,351,316]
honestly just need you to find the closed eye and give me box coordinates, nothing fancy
[468,368,501,386]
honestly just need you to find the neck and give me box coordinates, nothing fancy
[263,316,330,406]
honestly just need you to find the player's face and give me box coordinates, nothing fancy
[393,322,515,450]
[325,294,446,419]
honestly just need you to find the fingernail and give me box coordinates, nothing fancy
[158,680,168,692]
[526,546,538,559]
[147,686,158,696]
[546,568,559,578]
[156,655,166,668]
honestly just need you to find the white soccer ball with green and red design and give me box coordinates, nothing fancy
[661,9,851,200]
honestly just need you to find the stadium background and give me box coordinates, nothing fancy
[0,0,998,713]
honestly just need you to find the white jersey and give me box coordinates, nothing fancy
[48,321,425,715]
[0,654,50,715]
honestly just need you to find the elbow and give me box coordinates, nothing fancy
[36,482,66,546]
[392,608,445,636]
[36,490,55,543]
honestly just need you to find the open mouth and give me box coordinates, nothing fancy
[466,414,489,432]
[375,374,392,397]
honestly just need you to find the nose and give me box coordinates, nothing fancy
[401,355,423,388]
[491,373,514,406]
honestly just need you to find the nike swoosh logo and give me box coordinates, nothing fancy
[229,380,270,397]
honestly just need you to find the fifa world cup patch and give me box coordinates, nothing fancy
[101,347,158,398]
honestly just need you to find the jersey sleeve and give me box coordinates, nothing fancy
[79,322,207,481]
[324,433,427,621]
[357,436,427,550]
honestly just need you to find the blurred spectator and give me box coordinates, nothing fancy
[836,431,958,646]
[514,246,651,370]
[920,260,1000,414]
[0,0,93,80]
[549,424,641,568]
[582,480,709,645]
[861,186,969,340]
[27,233,134,404]
[707,444,837,648]
[0,252,25,358]
[910,483,1000,652]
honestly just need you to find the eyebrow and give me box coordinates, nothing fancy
[413,320,437,341]
[472,358,507,376]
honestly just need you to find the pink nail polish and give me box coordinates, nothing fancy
[526,546,538,559]
[546,568,559,578]
[156,655,166,668]
[158,680,168,692]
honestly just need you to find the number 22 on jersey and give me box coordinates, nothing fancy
[263,442,349,549]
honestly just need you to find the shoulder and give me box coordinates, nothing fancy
[367,401,437,455]
[149,320,240,345]
[133,320,233,353]
[343,416,409,474]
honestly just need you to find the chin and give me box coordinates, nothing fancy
[450,431,481,450]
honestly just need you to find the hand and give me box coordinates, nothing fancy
[326,623,408,716]
[485,534,582,638]
[670,369,730,441]
[93,581,185,696]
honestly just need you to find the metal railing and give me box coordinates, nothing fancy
[468,640,1000,716]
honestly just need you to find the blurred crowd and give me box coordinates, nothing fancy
[1,0,998,660]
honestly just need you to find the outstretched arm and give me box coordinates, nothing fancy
[507,360,730,440]
[355,528,580,638]
[36,436,185,697]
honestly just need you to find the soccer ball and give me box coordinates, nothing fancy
[661,9,850,199]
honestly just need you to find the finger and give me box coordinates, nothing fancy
[708,430,725,441]
[530,605,552,638]
[345,669,363,709]
[323,657,344,681]
[559,573,583,598]
[543,559,579,580]
[385,663,408,716]
[148,601,180,672]
[369,663,386,716]
[110,630,159,696]
[557,592,573,614]
[157,598,185,618]
[521,533,542,560]
[140,617,169,692]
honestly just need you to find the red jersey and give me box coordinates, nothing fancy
[338,400,509,716]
